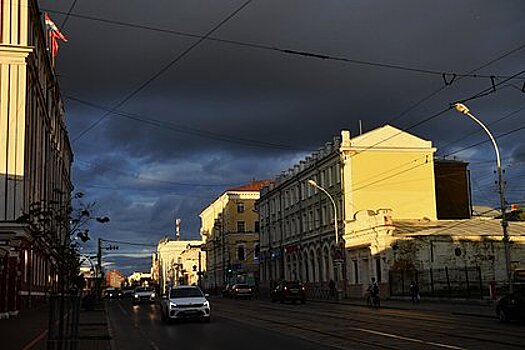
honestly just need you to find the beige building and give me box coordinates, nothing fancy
[105,269,125,289]
[1,1,73,317]
[258,125,519,299]
[200,181,267,290]
[156,238,205,293]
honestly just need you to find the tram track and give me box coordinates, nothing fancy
[214,298,523,349]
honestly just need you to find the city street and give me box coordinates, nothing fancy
[107,298,524,350]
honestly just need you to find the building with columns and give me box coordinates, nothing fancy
[0,1,73,317]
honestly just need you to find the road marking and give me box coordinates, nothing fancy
[350,327,466,350]
[21,329,48,350]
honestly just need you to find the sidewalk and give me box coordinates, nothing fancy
[0,301,113,350]
[0,304,50,350]
[313,296,497,318]
[77,302,112,350]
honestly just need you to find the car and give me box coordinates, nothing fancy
[121,288,134,299]
[496,289,525,322]
[104,288,121,299]
[133,286,156,304]
[160,286,211,323]
[271,281,306,304]
[230,284,254,299]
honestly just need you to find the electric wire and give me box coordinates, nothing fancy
[41,7,524,82]
[71,0,253,143]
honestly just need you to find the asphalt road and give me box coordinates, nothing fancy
[107,298,524,350]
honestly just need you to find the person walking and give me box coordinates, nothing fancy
[366,277,380,308]
[409,280,420,304]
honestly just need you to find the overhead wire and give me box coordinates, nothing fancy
[71,0,254,143]
[66,95,311,152]
[41,7,524,82]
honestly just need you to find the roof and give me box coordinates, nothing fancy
[393,218,525,237]
[227,180,270,192]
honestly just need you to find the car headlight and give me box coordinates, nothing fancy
[151,293,156,298]
[170,302,177,308]
[204,300,210,307]
[134,294,139,298]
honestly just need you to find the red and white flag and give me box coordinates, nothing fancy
[44,13,68,57]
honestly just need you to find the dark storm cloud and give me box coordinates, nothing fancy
[39,0,525,273]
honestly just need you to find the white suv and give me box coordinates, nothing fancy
[160,286,210,323]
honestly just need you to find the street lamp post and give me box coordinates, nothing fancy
[307,179,344,288]
[454,103,511,287]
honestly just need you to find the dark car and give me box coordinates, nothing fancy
[271,281,306,304]
[230,284,254,299]
[104,288,121,299]
[496,289,525,322]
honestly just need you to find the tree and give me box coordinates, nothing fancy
[16,191,109,293]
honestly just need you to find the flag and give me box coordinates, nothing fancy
[44,13,68,57]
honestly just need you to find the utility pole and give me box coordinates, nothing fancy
[97,238,102,300]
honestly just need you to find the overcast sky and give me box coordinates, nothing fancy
[39,0,525,275]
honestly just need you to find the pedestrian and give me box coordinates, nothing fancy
[366,277,380,308]
[328,279,336,299]
[409,280,420,304]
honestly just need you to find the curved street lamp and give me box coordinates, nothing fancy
[307,179,345,290]
[454,103,511,286]
[307,179,339,245]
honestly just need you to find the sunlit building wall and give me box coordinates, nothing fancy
[200,181,266,290]
[0,0,73,317]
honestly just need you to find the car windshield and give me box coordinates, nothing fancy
[135,287,153,292]
[236,284,250,288]
[170,288,203,299]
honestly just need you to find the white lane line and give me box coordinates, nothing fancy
[351,327,466,350]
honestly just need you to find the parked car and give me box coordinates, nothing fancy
[230,284,254,299]
[271,281,306,304]
[496,289,525,322]
[133,286,156,304]
[160,285,210,323]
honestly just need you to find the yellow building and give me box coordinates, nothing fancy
[258,126,483,298]
[200,181,267,290]
[156,238,206,293]
[1,1,73,317]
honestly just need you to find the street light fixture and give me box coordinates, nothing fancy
[453,102,511,286]
[307,179,344,288]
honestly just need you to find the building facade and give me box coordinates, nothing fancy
[0,1,73,317]
[105,269,125,289]
[258,126,495,298]
[200,181,266,291]
[156,238,205,293]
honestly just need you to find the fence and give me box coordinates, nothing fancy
[47,295,81,350]
[389,266,484,299]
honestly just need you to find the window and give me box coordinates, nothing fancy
[238,245,246,261]
[237,221,245,233]
[237,203,245,213]
[353,260,359,284]
[254,221,260,233]
[254,244,260,261]
[376,257,382,283]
